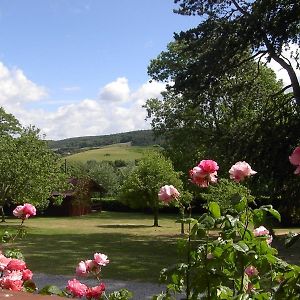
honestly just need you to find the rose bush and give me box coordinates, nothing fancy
[154,149,300,299]
[1,204,132,300]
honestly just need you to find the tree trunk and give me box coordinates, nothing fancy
[0,206,5,222]
[153,206,159,227]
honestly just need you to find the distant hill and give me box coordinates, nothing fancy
[65,143,157,163]
[48,130,163,154]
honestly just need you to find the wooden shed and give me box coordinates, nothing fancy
[45,178,105,216]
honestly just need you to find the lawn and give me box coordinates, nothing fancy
[0,211,299,283]
[65,144,154,163]
[0,211,182,283]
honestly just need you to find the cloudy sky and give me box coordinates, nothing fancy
[0,1,298,140]
[0,0,201,140]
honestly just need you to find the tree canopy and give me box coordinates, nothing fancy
[149,0,300,104]
[0,108,67,218]
[118,151,183,226]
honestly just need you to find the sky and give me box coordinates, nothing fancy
[0,1,297,140]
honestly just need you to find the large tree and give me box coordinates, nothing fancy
[149,0,300,104]
[118,151,183,226]
[146,49,300,223]
[0,109,67,220]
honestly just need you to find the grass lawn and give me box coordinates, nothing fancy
[0,211,299,283]
[65,144,153,163]
[0,211,183,283]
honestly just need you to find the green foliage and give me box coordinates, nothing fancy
[146,18,300,224]
[155,185,300,299]
[201,179,254,212]
[172,0,300,104]
[0,123,67,210]
[87,161,120,196]
[107,289,133,300]
[118,151,183,226]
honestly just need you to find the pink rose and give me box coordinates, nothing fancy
[93,253,109,266]
[245,265,259,277]
[0,254,12,271]
[86,283,105,300]
[0,278,23,291]
[189,160,219,187]
[76,261,88,277]
[3,270,23,281]
[22,269,33,281]
[158,185,180,203]
[22,203,36,218]
[13,203,36,219]
[85,259,95,272]
[6,259,27,271]
[253,226,269,237]
[229,161,257,182]
[206,253,214,260]
[289,146,300,175]
[66,278,88,298]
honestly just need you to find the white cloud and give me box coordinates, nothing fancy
[0,62,166,140]
[98,77,130,103]
[266,43,300,86]
[0,62,47,106]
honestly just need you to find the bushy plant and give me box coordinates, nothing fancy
[154,156,300,299]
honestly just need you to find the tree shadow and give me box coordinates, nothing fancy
[96,224,151,229]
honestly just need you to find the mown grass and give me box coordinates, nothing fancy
[0,212,182,282]
[65,144,154,163]
[0,211,299,282]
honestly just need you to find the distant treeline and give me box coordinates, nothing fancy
[47,130,164,153]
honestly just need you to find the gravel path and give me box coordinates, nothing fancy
[33,273,183,300]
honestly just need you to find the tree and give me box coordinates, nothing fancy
[149,0,300,105]
[147,46,300,223]
[0,107,22,136]
[0,118,67,220]
[86,161,120,197]
[118,151,183,226]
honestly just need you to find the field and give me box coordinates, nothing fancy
[65,144,155,163]
[1,211,299,284]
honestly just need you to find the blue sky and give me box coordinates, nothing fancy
[0,0,200,139]
[0,0,295,140]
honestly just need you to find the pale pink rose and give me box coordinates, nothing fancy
[267,235,273,245]
[86,283,105,300]
[76,261,87,277]
[85,259,95,272]
[245,265,259,277]
[289,146,300,175]
[229,161,257,182]
[0,254,12,271]
[206,253,214,260]
[158,185,180,203]
[93,253,109,266]
[13,205,24,218]
[3,270,23,281]
[0,278,23,291]
[22,269,33,281]
[189,160,219,187]
[247,283,255,293]
[66,278,88,298]
[6,259,26,271]
[253,226,269,237]
[13,203,36,219]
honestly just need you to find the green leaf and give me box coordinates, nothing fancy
[208,201,221,218]
[39,285,65,296]
[23,280,37,293]
[233,241,249,253]
[260,205,281,222]
[108,289,133,300]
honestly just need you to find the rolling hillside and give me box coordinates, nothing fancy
[48,130,163,155]
[65,143,158,163]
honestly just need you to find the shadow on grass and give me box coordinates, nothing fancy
[96,225,151,229]
[3,232,179,283]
